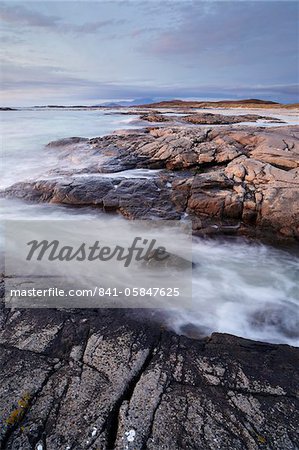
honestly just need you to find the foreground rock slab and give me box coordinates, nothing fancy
[0,307,298,450]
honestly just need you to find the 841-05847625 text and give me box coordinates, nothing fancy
[9,286,181,298]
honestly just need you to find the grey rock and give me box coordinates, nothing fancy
[0,306,298,449]
[46,137,89,147]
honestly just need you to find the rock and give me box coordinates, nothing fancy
[139,113,171,123]
[2,125,299,241]
[181,112,283,125]
[1,117,299,450]
[0,306,298,449]
[2,176,179,220]
[0,107,17,111]
[139,112,285,125]
[142,249,194,270]
[46,137,89,147]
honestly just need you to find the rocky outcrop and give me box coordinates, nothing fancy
[0,306,298,450]
[3,176,179,219]
[46,136,89,147]
[139,112,284,125]
[1,119,299,449]
[2,125,298,241]
[139,113,172,123]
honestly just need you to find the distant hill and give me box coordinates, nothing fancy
[284,103,299,109]
[217,99,279,104]
[100,98,156,107]
[135,99,284,109]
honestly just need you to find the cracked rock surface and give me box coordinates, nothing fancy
[0,307,298,450]
[2,125,299,240]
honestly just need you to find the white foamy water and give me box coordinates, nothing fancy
[1,108,299,346]
[0,109,137,189]
[170,238,299,346]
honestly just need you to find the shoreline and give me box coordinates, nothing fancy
[1,109,299,449]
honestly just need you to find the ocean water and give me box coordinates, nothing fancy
[1,108,136,189]
[1,108,298,346]
[172,238,299,346]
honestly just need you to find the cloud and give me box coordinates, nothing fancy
[0,34,24,44]
[129,27,160,39]
[0,3,60,27]
[0,60,96,90]
[2,55,298,103]
[144,1,298,62]
[2,65,298,105]
[0,3,124,34]
[1,1,298,105]
[62,19,125,34]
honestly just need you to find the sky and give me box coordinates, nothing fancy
[1,0,298,106]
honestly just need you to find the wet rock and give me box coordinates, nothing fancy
[249,304,299,339]
[0,307,298,449]
[2,125,299,240]
[142,249,194,270]
[46,137,89,147]
[2,176,179,220]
